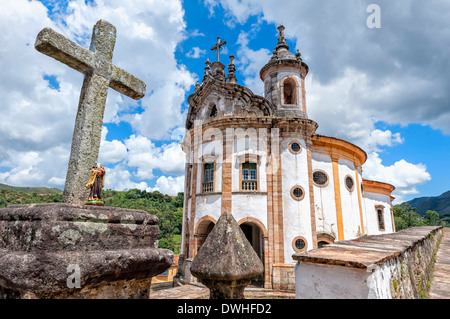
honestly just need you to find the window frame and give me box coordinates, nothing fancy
[376,205,386,231]
[237,154,260,192]
[292,236,308,253]
[288,140,302,155]
[201,155,217,193]
[344,175,355,192]
[312,169,330,188]
[290,185,305,201]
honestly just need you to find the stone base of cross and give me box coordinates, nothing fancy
[35,20,146,205]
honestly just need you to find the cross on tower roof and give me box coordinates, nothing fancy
[35,19,146,205]
[210,37,227,62]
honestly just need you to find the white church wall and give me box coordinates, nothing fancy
[338,158,362,239]
[281,138,312,263]
[232,194,268,229]
[231,132,267,192]
[311,152,338,239]
[294,262,374,299]
[198,139,223,193]
[363,192,394,235]
[195,194,222,227]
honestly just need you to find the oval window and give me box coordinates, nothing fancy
[289,141,302,154]
[293,236,308,253]
[313,170,328,187]
[291,185,305,201]
[345,175,354,191]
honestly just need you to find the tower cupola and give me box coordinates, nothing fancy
[260,25,309,118]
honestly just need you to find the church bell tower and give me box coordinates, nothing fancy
[260,25,309,118]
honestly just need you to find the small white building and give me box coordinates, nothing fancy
[179,25,395,289]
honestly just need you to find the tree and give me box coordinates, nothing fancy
[424,210,441,226]
[393,203,424,231]
[0,198,8,208]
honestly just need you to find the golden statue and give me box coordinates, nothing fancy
[86,163,106,203]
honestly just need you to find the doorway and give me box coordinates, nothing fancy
[240,222,265,287]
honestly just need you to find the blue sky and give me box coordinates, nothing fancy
[0,0,449,203]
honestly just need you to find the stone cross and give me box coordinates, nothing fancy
[210,37,227,62]
[35,20,146,205]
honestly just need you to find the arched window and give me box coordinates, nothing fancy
[209,104,218,118]
[283,77,297,105]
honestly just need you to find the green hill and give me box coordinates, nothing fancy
[0,183,62,195]
[407,190,450,216]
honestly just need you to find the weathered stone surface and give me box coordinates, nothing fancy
[190,211,263,299]
[0,203,172,299]
[35,20,146,205]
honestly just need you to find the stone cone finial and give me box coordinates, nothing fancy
[190,211,264,299]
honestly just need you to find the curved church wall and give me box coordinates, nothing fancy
[338,157,364,239]
[311,152,338,240]
[364,191,395,235]
[281,137,312,263]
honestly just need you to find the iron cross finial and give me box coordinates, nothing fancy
[211,36,227,62]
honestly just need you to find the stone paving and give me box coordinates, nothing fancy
[149,283,295,299]
[429,228,450,299]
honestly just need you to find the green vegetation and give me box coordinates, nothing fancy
[393,202,447,231]
[0,183,62,195]
[0,186,184,254]
[102,189,184,254]
[0,189,62,207]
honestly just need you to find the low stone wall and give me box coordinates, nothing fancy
[293,226,444,299]
[272,263,295,291]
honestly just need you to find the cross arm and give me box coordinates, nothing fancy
[211,41,226,51]
[110,65,146,100]
[35,28,95,74]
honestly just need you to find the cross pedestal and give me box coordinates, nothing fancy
[35,20,146,205]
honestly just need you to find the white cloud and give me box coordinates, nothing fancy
[103,164,149,191]
[363,152,431,203]
[0,0,192,194]
[186,47,206,58]
[125,135,185,181]
[235,25,272,95]
[150,175,185,196]
[99,127,128,165]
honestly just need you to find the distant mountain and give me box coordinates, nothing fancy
[407,191,450,216]
[0,183,62,195]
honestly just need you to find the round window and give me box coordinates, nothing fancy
[290,186,305,201]
[313,170,328,187]
[289,141,302,154]
[345,175,354,191]
[293,236,308,252]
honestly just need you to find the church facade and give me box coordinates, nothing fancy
[179,25,395,289]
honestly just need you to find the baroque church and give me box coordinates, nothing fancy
[179,25,395,289]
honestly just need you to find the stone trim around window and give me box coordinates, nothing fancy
[292,236,308,253]
[290,185,305,201]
